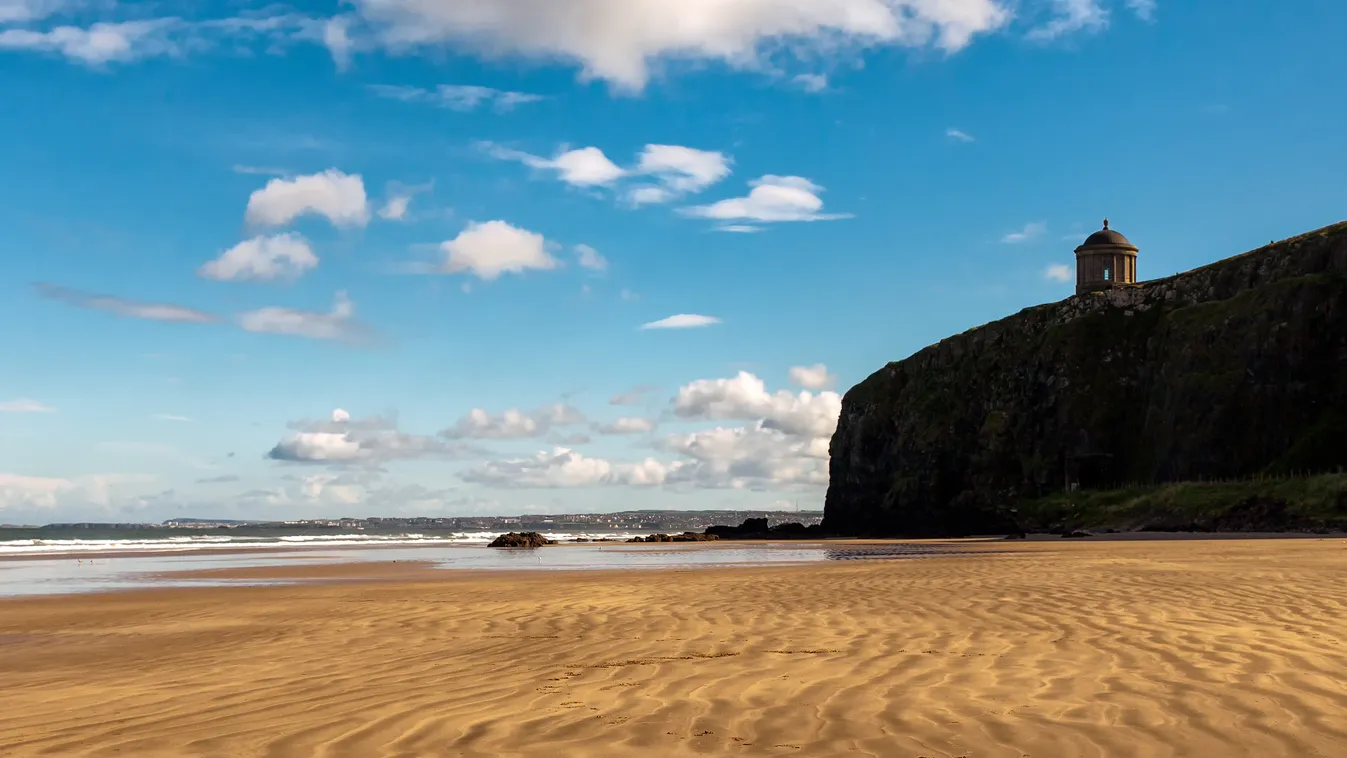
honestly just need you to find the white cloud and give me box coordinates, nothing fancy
[377,194,411,221]
[1125,0,1156,21]
[716,224,764,233]
[620,288,639,301]
[237,291,372,344]
[0,0,68,24]
[198,233,319,283]
[672,370,841,438]
[793,73,828,92]
[482,142,627,187]
[633,144,732,196]
[441,404,586,440]
[461,448,670,488]
[641,314,722,330]
[0,398,54,413]
[659,423,829,490]
[440,220,557,280]
[0,19,177,65]
[232,165,288,176]
[0,472,156,511]
[575,244,608,272]
[34,283,220,324]
[369,83,543,112]
[268,410,475,463]
[788,363,836,390]
[0,13,319,67]
[152,414,193,423]
[244,169,370,229]
[946,127,975,142]
[1045,263,1073,282]
[323,15,355,71]
[681,175,851,223]
[1002,221,1047,243]
[596,417,656,435]
[1027,0,1109,41]
[347,0,1013,92]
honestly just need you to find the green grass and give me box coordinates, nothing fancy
[1017,473,1347,533]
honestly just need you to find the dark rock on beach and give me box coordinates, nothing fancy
[488,532,555,548]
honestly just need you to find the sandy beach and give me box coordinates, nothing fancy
[2,538,1346,757]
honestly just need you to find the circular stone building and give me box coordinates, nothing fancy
[1074,219,1138,295]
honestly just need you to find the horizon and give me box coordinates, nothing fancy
[3,1,1346,524]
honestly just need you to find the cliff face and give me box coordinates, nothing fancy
[824,221,1347,537]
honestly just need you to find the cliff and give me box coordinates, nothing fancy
[824,221,1347,537]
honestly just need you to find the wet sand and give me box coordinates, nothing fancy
[2,538,1346,757]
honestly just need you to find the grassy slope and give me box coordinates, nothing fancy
[1017,474,1347,533]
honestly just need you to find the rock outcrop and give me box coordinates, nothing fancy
[825,221,1347,537]
[488,532,554,548]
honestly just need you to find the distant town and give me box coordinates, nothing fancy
[6,510,824,533]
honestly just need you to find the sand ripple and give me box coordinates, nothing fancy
[2,539,1346,757]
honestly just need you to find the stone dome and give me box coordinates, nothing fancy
[1077,219,1137,251]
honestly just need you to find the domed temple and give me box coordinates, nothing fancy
[1074,219,1138,295]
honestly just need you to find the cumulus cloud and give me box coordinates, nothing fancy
[441,403,586,440]
[0,19,177,65]
[34,282,220,324]
[236,291,374,344]
[0,398,55,413]
[483,142,731,203]
[0,472,157,511]
[244,169,370,229]
[1045,263,1073,282]
[788,363,836,390]
[198,233,319,282]
[346,0,1013,92]
[681,175,851,224]
[440,220,557,280]
[1002,221,1047,243]
[461,448,670,488]
[946,127,975,142]
[575,244,608,272]
[368,83,543,112]
[267,409,476,464]
[481,142,627,187]
[672,370,841,438]
[462,369,838,493]
[627,144,732,204]
[658,423,829,490]
[595,417,656,435]
[641,314,722,330]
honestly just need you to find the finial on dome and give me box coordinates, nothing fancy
[1103,217,1110,230]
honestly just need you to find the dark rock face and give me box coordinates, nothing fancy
[825,221,1347,537]
[488,532,555,548]
[628,532,720,543]
[704,518,831,540]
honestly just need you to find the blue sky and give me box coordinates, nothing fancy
[1,0,1344,524]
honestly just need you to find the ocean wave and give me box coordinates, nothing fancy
[0,531,647,556]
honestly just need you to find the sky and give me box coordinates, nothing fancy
[1,0,1345,524]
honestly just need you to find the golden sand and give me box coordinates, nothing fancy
[2,538,1346,757]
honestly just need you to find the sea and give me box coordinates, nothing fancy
[0,526,978,598]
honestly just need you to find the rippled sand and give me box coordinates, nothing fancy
[2,538,1346,757]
